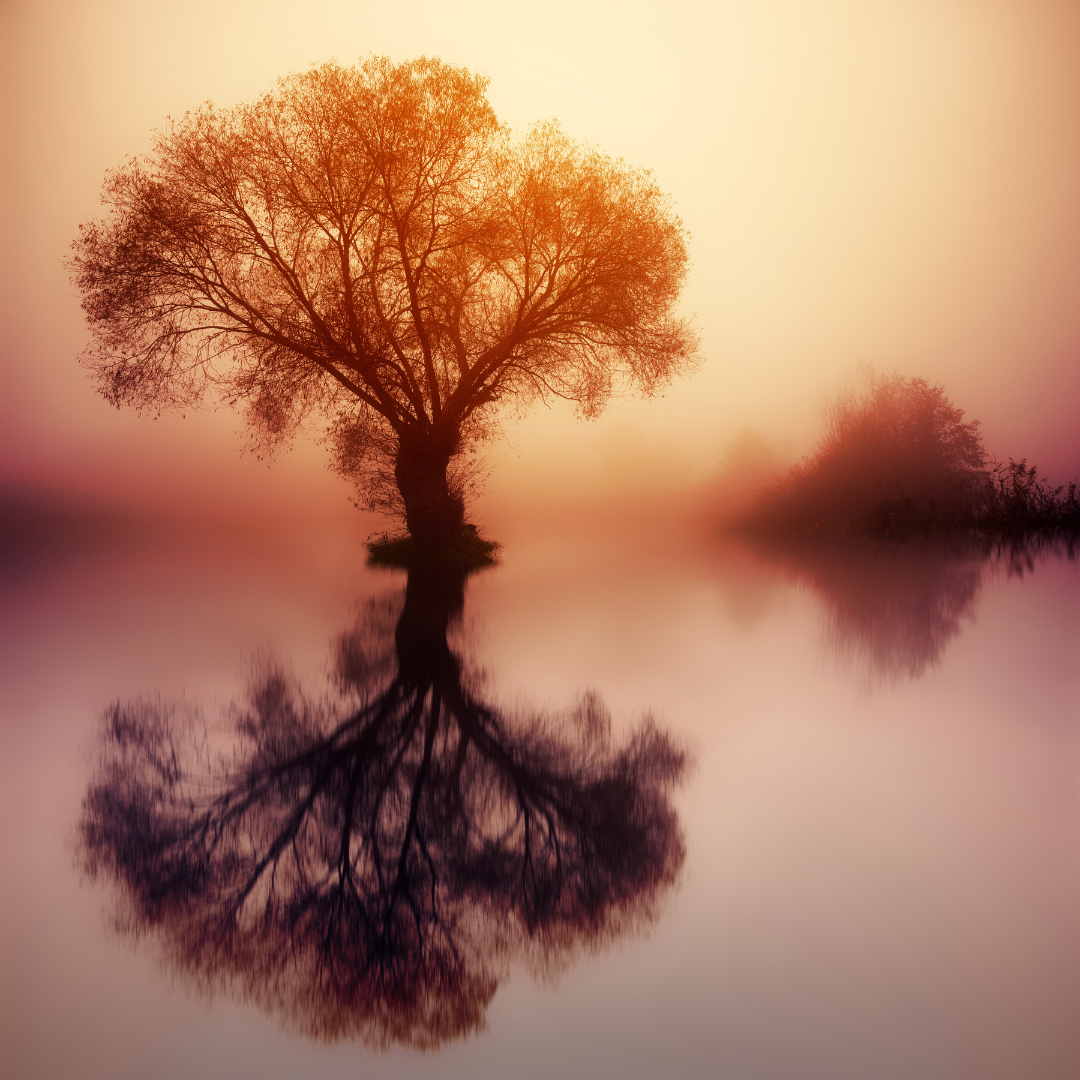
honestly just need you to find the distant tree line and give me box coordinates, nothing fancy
[746,366,1080,534]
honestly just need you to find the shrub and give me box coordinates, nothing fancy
[973,459,1080,530]
[751,366,987,531]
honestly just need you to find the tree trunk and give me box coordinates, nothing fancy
[394,562,465,684]
[394,428,466,547]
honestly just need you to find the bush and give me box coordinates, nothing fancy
[751,367,985,531]
[747,366,1079,533]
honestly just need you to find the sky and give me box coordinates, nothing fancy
[3,0,1080,524]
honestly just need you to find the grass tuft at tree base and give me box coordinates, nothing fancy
[365,527,501,570]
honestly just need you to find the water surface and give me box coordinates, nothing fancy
[2,500,1078,1079]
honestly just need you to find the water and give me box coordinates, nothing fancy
[2,496,1079,1080]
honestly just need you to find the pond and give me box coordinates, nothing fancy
[2,498,1078,1080]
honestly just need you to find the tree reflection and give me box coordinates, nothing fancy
[747,531,1077,685]
[79,561,688,1049]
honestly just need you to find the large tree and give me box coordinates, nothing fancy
[71,57,698,543]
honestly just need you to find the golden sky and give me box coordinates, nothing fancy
[3,0,1079,514]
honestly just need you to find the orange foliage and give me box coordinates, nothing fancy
[71,58,698,541]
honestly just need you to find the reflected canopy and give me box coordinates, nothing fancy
[79,561,688,1049]
[746,531,1077,684]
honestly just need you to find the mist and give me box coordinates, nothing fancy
[3,0,1080,536]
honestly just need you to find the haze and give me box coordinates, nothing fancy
[3,0,1080,524]
[4,9,1080,1075]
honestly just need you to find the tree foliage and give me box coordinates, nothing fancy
[751,366,988,531]
[71,57,698,541]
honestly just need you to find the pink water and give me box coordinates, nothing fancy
[2,495,1078,1080]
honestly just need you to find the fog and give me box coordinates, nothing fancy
[3,0,1080,529]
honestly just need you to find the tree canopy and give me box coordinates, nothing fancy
[750,366,989,531]
[71,56,698,542]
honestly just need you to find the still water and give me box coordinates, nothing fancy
[2,496,1079,1080]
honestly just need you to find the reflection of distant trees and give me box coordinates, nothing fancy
[748,532,1077,685]
[79,562,687,1049]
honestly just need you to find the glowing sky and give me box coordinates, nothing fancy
[3,0,1079,516]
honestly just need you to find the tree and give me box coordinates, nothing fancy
[79,560,688,1048]
[751,366,987,531]
[71,57,698,544]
